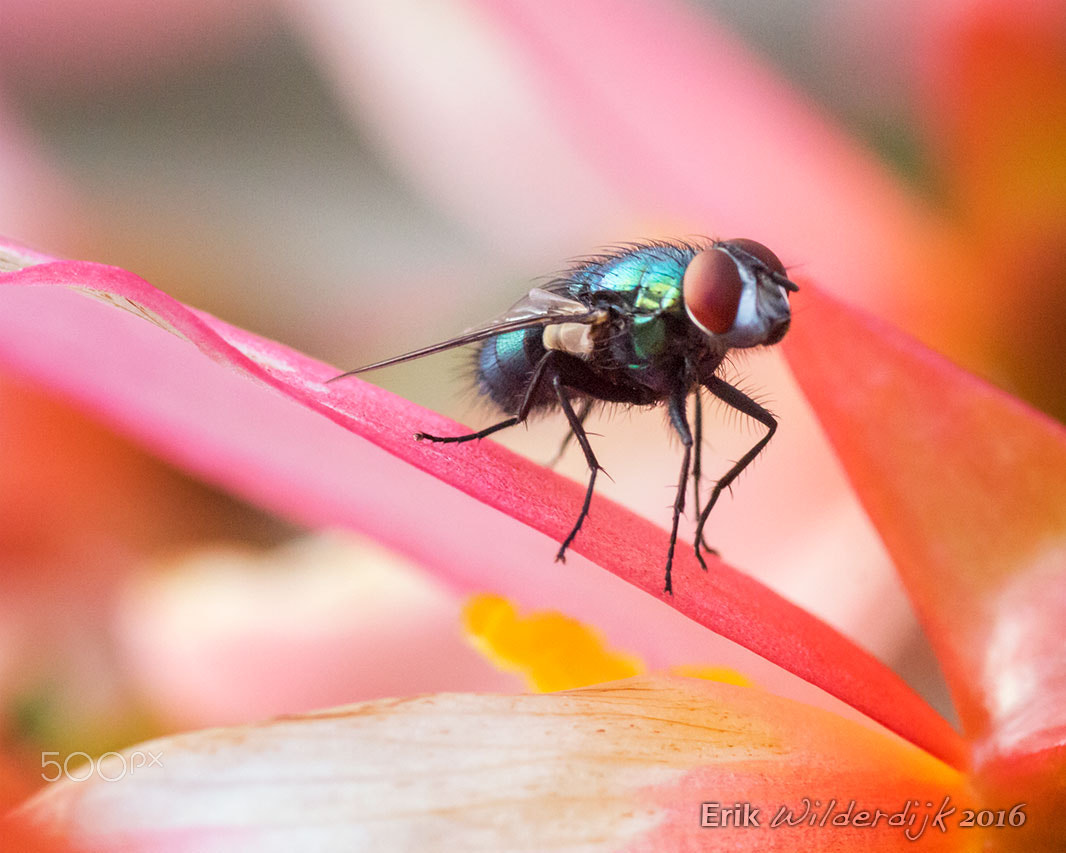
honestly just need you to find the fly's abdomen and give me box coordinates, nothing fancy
[475,328,550,414]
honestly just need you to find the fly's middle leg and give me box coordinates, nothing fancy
[546,397,592,467]
[665,388,693,594]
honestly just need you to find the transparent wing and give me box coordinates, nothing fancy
[488,286,590,325]
[327,288,604,382]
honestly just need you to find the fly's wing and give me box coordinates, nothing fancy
[327,288,603,381]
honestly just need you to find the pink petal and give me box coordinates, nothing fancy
[0,243,964,765]
[285,0,630,257]
[0,96,75,247]
[116,534,520,727]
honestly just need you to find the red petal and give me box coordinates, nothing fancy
[783,285,1066,772]
[0,247,964,766]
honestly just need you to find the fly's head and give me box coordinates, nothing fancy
[682,238,798,351]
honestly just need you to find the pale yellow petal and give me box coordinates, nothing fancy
[19,677,972,851]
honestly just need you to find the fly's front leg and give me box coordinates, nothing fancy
[664,387,693,595]
[694,376,777,569]
[553,374,604,563]
[692,386,702,515]
[416,351,553,444]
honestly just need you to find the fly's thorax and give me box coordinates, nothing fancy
[629,311,681,365]
[591,306,694,399]
[590,248,688,314]
[560,245,697,370]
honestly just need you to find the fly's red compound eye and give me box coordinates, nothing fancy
[682,247,744,334]
[727,238,787,278]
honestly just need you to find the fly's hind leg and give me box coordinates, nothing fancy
[553,376,604,563]
[416,418,519,444]
[415,351,554,445]
[546,397,592,467]
[418,350,602,565]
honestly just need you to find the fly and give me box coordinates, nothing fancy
[329,238,799,593]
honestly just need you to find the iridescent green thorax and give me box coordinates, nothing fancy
[629,314,666,365]
[589,250,689,314]
[572,244,698,367]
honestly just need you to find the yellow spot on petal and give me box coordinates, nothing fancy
[462,594,644,692]
[669,664,753,687]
